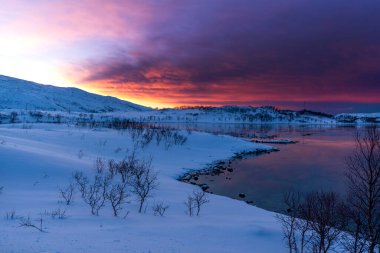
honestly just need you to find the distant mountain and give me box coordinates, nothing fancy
[0,75,150,112]
[135,106,380,124]
[134,106,337,124]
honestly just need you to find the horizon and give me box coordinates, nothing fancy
[1,73,379,115]
[1,1,380,113]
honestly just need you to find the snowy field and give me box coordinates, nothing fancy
[0,123,284,253]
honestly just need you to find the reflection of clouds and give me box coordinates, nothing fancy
[197,127,355,210]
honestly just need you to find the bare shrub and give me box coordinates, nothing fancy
[82,174,110,215]
[118,153,137,184]
[341,195,368,253]
[152,202,169,217]
[193,190,209,216]
[74,170,110,215]
[59,183,74,205]
[276,191,302,253]
[95,157,106,174]
[130,158,158,213]
[107,159,118,178]
[278,191,347,253]
[106,182,129,217]
[19,215,46,232]
[73,171,88,198]
[44,208,67,219]
[184,195,195,216]
[301,191,347,253]
[185,190,209,217]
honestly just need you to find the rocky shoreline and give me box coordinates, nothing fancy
[178,148,278,200]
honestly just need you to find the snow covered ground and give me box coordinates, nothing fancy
[0,123,285,253]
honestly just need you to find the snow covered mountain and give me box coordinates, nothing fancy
[0,75,149,112]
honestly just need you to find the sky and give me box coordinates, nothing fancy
[1,0,380,113]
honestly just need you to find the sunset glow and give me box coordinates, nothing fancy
[1,0,380,113]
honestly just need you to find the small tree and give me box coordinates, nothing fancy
[185,190,209,217]
[193,190,209,216]
[59,183,75,205]
[83,174,110,215]
[130,158,158,213]
[106,182,129,217]
[184,195,195,216]
[74,170,110,216]
[276,191,302,253]
[302,191,347,253]
[152,201,169,217]
[73,171,88,198]
[341,194,368,253]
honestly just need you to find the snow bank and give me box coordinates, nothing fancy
[0,124,285,253]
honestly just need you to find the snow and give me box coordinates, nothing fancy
[0,123,285,253]
[334,112,380,123]
[125,107,338,124]
[1,75,378,252]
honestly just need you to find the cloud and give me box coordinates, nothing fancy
[2,0,380,112]
[74,0,380,111]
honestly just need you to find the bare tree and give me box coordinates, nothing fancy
[346,126,380,253]
[152,201,169,217]
[277,190,313,253]
[82,174,110,215]
[184,190,209,217]
[184,195,195,216]
[95,157,106,174]
[276,191,302,253]
[73,171,88,198]
[341,194,368,253]
[106,182,129,217]
[193,190,209,216]
[130,158,158,213]
[302,191,347,253]
[108,159,118,178]
[297,201,312,253]
[74,170,110,216]
[59,183,75,205]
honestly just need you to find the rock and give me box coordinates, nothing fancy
[238,193,246,198]
[201,185,209,191]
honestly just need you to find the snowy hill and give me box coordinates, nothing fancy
[0,75,149,112]
[334,112,380,123]
[131,106,337,124]
[132,106,380,125]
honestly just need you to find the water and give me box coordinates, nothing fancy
[161,123,366,213]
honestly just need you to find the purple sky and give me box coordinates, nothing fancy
[1,0,380,113]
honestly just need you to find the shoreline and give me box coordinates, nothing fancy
[178,147,278,201]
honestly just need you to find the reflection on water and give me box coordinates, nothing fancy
[165,123,364,212]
